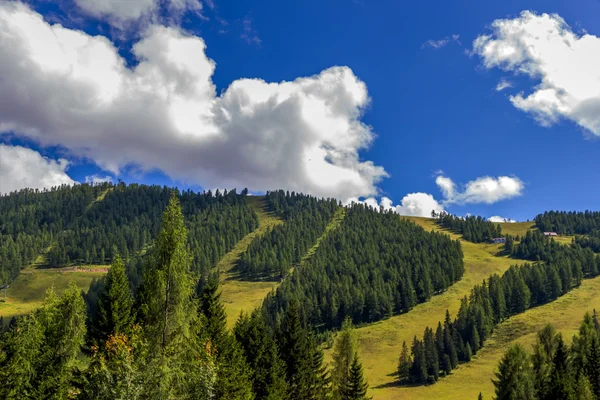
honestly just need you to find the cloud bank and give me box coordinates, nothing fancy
[0,2,387,200]
[347,173,524,218]
[473,11,600,136]
[0,145,76,194]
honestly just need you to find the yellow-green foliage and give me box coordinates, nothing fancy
[218,196,284,327]
[0,268,106,321]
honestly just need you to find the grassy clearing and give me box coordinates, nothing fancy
[498,221,536,237]
[323,216,520,399]
[218,196,284,327]
[388,275,600,400]
[300,207,346,265]
[0,269,106,321]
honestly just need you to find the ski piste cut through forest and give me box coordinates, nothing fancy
[0,182,599,399]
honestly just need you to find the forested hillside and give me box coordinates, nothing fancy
[263,203,464,330]
[0,184,108,284]
[0,195,372,400]
[535,210,600,235]
[0,183,258,286]
[238,190,338,277]
[435,212,502,243]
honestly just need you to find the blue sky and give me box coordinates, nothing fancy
[0,0,598,221]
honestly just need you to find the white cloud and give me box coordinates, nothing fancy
[344,193,444,218]
[422,34,461,49]
[437,175,524,205]
[0,144,76,194]
[473,11,600,136]
[435,175,455,198]
[84,174,113,184]
[345,172,523,219]
[496,78,513,91]
[74,0,203,24]
[0,3,387,201]
[488,215,516,223]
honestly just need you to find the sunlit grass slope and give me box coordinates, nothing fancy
[217,196,284,327]
[389,275,600,400]
[323,216,521,399]
[0,268,106,322]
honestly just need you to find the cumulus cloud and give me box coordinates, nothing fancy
[437,175,524,205]
[422,34,460,49]
[488,215,516,223]
[473,11,600,136]
[496,78,513,92]
[0,144,76,194]
[345,173,524,218]
[0,2,387,200]
[345,193,444,218]
[84,174,114,184]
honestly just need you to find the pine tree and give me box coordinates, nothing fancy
[93,254,134,345]
[493,344,535,400]
[234,310,288,399]
[0,283,87,399]
[409,337,427,384]
[397,341,411,383]
[135,194,215,398]
[332,317,358,399]
[586,336,600,398]
[548,334,575,400]
[198,275,253,400]
[341,353,370,400]
[137,194,196,351]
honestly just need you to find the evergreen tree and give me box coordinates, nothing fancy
[547,334,575,400]
[0,283,87,399]
[198,275,254,400]
[575,375,595,400]
[234,311,288,400]
[135,194,215,398]
[92,254,134,345]
[397,341,411,382]
[493,344,535,400]
[341,353,370,400]
[409,337,428,384]
[332,317,358,399]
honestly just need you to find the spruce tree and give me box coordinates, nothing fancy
[332,317,358,399]
[198,275,253,400]
[341,353,370,400]
[548,334,574,400]
[409,337,427,384]
[234,310,288,399]
[93,254,134,345]
[397,341,411,383]
[493,344,535,400]
[135,194,215,398]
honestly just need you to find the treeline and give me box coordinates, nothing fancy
[512,230,599,277]
[535,210,600,235]
[491,311,600,400]
[435,212,502,243]
[399,252,600,385]
[12,184,259,277]
[263,203,464,330]
[0,196,371,399]
[0,184,108,284]
[238,190,338,277]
